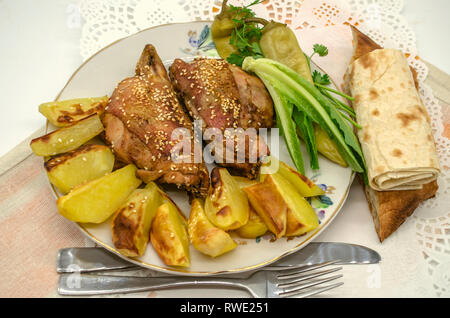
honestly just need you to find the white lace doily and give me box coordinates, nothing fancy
[77,0,449,297]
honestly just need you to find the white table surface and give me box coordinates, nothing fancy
[0,0,449,158]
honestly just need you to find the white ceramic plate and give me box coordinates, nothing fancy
[50,21,353,276]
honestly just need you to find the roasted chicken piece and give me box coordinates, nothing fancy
[103,45,209,197]
[169,58,274,179]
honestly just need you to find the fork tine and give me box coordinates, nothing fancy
[270,260,340,276]
[277,274,343,297]
[295,282,344,298]
[276,260,341,279]
[277,266,342,288]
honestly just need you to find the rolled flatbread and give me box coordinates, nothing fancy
[345,26,439,242]
[345,48,440,191]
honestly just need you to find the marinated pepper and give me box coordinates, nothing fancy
[256,18,348,167]
[210,0,239,60]
[211,0,264,63]
[314,124,348,167]
[258,20,314,83]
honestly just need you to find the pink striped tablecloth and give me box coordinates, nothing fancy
[0,129,87,298]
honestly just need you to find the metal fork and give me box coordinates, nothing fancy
[58,261,343,298]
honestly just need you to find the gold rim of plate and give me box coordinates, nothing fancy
[46,21,355,276]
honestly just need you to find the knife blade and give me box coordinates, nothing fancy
[57,242,380,274]
[264,242,380,269]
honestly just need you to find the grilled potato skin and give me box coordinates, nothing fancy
[204,168,249,231]
[30,114,104,156]
[244,179,287,239]
[268,173,319,237]
[56,164,141,223]
[150,202,190,267]
[45,144,114,194]
[261,156,324,197]
[111,183,162,257]
[232,176,268,239]
[188,198,237,257]
[39,96,108,127]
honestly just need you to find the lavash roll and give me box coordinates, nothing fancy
[345,48,440,191]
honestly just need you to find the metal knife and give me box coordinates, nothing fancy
[57,242,380,274]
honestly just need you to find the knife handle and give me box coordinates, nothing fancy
[57,248,138,273]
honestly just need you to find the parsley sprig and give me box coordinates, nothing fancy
[226,0,265,66]
[310,44,329,59]
[312,70,330,85]
[307,44,360,128]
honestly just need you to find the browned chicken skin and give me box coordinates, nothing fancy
[103,45,209,197]
[169,58,274,179]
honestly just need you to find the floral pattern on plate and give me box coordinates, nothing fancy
[308,183,334,225]
[181,25,219,57]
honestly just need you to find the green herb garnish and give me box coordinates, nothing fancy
[308,46,359,126]
[312,70,331,86]
[293,108,319,170]
[311,44,329,58]
[226,0,265,66]
[243,56,366,174]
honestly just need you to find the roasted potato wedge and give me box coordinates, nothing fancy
[39,96,109,127]
[261,156,325,197]
[150,202,190,267]
[235,205,268,239]
[57,164,141,223]
[266,173,319,237]
[244,179,287,239]
[233,176,268,239]
[45,144,115,194]
[30,114,104,156]
[157,189,188,223]
[188,198,237,257]
[111,183,162,257]
[232,176,258,189]
[204,167,249,231]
